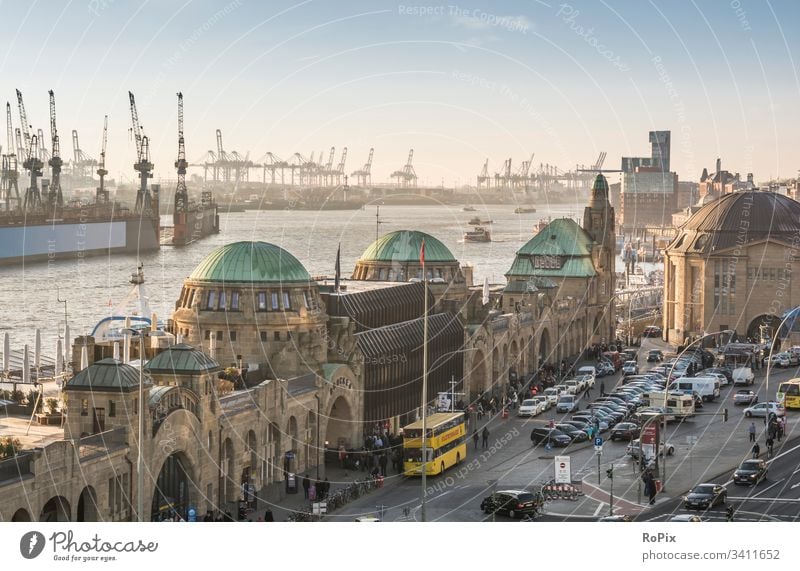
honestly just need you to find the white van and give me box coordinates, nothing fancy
[669,376,720,402]
[647,391,695,418]
[732,367,755,386]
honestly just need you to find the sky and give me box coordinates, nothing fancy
[0,0,798,187]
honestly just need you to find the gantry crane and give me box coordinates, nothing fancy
[71,130,97,180]
[351,147,373,187]
[16,89,42,211]
[1,102,20,210]
[47,90,64,207]
[128,91,153,214]
[334,147,347,186]
[390,149,417,187]
[215,129,230,182]
[477,158,490,188]
[174,92,188,218]
[96,115,109,203]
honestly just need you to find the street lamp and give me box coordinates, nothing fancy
[313,394,321,480]
[122,327,165,522]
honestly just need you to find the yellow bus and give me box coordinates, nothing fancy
[776,379,800,409]
[402,412,467,476]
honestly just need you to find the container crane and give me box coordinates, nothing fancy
[96,115,108,203]
[391,149,417,187]
[16,89,42,211]
[351,147,373,187]
[477,158,490,188]
[47,90,64,207]
[128,91,153,213]
[334,147,347,186]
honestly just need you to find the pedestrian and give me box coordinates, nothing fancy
[766,437,774,457]
[379,453,388,476]
[482,426,490,449]
[748,422,756,442]
[600,381,605,397]
[264,509,274,522]
[472,429,479,450]
[752,442,760,458]
[302,475,310,499]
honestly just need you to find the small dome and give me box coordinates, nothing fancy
[189,241,311,284]
[589,174,610,208]
[358,230,455,263]
[145,343,221,374]
[64,358,142,392]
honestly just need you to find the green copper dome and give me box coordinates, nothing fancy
[359,231,456,263]
[190,241,311,284]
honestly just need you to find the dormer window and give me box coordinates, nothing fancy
[533,255,562,269]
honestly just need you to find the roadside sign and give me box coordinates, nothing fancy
[594,437,603,447]
[554,455,571,484]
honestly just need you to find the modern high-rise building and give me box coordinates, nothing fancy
[620,130,677,228]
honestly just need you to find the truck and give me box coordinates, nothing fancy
[668,376,720,402]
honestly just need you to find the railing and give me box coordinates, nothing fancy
[286,474,383,521]
[0,453,34,483]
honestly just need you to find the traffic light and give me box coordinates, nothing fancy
[723,408,728,422]
[606,467,614,479]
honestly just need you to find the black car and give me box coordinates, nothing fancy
[683,483,727,510]
[647,350,664,362]
[480,490,539,519]
[554,424,590,442]
[609,422,640,441]
[643,326,662,338]
[530,427,571,447]
[733,459,768,485]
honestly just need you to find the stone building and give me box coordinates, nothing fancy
[663,190,800,345]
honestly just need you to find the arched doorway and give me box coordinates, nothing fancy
[747,314,782,345]
[325,396,353,449]
[40,496,70,522]
[539,329,551,366]
[151,452,193,521]
[77,486,99,522]
[11,508,31,521]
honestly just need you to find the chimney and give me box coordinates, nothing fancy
[715,158,721,178]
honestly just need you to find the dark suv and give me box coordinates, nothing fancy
[480,490,539,519]
[530,427,571,447]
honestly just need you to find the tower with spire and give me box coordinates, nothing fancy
[583,174,617,340]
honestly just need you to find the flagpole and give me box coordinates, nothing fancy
[421,239,428,522]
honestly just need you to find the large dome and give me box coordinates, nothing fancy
[358,230,455,263]
[668,191,800,254]
[189,241,311,283]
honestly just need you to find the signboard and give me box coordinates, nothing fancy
[594,437,603,447]
[641,422,659,462]
[554,455,571,484]
[436,392,452,412]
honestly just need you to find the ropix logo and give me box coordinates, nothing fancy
[20,531,46,559]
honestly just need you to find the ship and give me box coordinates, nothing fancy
[468,216,493,225]
[169,190,219,246]
[462,205,476,212]
[514,206,537,214]
[463,225,491,242]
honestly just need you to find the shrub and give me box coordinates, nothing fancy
[0,436,22,459]
[46,398,60,414]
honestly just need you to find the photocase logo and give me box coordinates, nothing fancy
[20,531,46,559]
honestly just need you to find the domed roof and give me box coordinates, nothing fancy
[589,174,610,208]
[189,241,311,284]
[145,343,221,374]
[668,191,800,254]
[358,230,456,264]
[64,358,142,392]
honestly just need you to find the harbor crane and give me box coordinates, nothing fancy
[71,130,97,180]
[477,158,490,188]
[16,89,42,211]
[47,90,64,207]
[96,115,108,203]
[1,102,20,210]
[351,147,373,186]
[128,91,153,214]
[174,92,188,220]
[390,149,417,187]
[334,147,347,186]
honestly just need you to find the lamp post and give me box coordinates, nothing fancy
[313,394,321,480]
[122,327,165,522]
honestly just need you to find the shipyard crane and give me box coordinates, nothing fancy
[215,130,231,182]
[16,89,42,211]
[323,146,335,186]
[71,130,97,180]
[390,149,417,187]
[96,115,109,203]
[15,129,25,161]
[128,91,153,214]
[1,102,20,210]
[477,158,490,188]
[351,147,373,187]
[47,90,64,207]
[334,147,347,186]
[174,93,188,218]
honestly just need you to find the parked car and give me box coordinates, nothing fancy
[517,399,544,418]
[643,325,663,338]
[622,360,639,376]
[769,353,791,368]
[598,361,616,377]
[706,366,733,384]
[564,380,580,395]
[556,395,579,413]
[647,350,664,362]
[530,427,571,447]
[683,483,727,510]
[543,387,561,405]
[599,514,632,522]
[669,514,703,522]
[732,367,755,386]
[577,373,595,389]
[627,438,675,458]
[554,424,590,442]
[577,365,597,379]
[480,490,539,519]
[733,389,758,406]
[533,395,551,411]
[609,422,640,441]
[732,459,768,485]
[743,401,785,418]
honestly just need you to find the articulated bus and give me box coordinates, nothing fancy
[402,412,467,476]
[777,379,800,409]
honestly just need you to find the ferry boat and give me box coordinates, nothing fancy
[462,205,476,212]
[514,206,537,214]
[463,225,491,242]
[468,216,493,225]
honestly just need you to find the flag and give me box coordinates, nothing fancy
[334,243,341,292]
[419,239,425,266]
[482,276,490,305]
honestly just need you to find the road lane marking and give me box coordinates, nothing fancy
[791,482,800,490]
[593,503,604,516]
[728,496,800,503]
[750,478,784,497]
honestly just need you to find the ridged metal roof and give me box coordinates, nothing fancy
[65,358,142,392]
[507,218,596,278]
[358,230,456,263]
[355,312,463,358]
[668,191,800,254]
[189,241,311,284]
[145,343,221,374]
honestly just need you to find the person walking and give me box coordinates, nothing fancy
[766,437,774,458]
[752,442,761,459]
[482,426,490,449]
[748,422,756,442]
[600,381,605,397]
[472,429,479,450]
[302,475,310,499]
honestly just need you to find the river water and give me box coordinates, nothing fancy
[0,201,601,352]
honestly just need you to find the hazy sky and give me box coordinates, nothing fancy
[1,0,797,186]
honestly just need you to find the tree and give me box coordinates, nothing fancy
[0,436,22,459]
